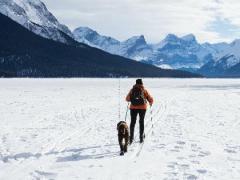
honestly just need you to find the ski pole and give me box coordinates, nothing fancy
[150,105,154,136]
[124,102,130,122]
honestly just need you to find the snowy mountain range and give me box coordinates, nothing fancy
[0,12,199,78]
[73,27,240,77]
[0,0,239,77]
[73,27,152,62]
[73,28,212,69]
[0,0,74,44]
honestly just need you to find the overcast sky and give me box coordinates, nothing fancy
[42,0,240,43]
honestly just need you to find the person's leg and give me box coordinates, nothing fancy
[130,109,137,143]
[139,109,146,142]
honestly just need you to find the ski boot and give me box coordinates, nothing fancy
[140,134,145,143]
[129,137,133,145]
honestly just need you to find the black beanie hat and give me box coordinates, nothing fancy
[136,79,143,85]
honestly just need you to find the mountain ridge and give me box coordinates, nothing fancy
[0,0,75,44]
[73,26,240,77]
[0,13,200,78]
[1,0,239,77]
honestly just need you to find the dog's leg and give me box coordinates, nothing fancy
[118,135,124,155]
[124,133,129,152]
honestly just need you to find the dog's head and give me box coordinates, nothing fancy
[117,121,128,135]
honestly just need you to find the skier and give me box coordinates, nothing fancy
[126,79,153,144]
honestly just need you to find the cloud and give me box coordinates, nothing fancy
[207,17,240,40]
[42,0,240,43]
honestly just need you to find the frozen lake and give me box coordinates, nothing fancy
[0,78,240,180]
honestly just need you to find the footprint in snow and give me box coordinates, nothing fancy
[198,151,211,157]
[186,174,198,180]
[32,170,57,179]
[155,143,166,149]
[189,154,197,158]
[179,164,190,170]
[31,134,38,138]
[197,169,207,174]
[191,143,198,147]
[191,160,200,165]
[224,149,237,154]
[170,149,180,152]
[164,171,178,178]
[176,156,185,160]
[191,144,202,152]
[176,141,186,145]
[1,136,7,143]
[174,145,183,149]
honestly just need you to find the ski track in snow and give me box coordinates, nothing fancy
[0,78,240,180]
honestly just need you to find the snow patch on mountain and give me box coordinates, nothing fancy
[118,35,152,60]
[208,55,240,70]
[73,27,120,53]
[218,55,240,69]
[157,64,173,69]
[0,0,73,43]
[199,39,240,76]
[181,34,197,42]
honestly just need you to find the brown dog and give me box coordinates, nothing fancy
[117,121,129,156]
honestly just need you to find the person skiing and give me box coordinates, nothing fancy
[126,79,153,144]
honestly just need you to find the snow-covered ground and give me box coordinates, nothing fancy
[0,78,240,180]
